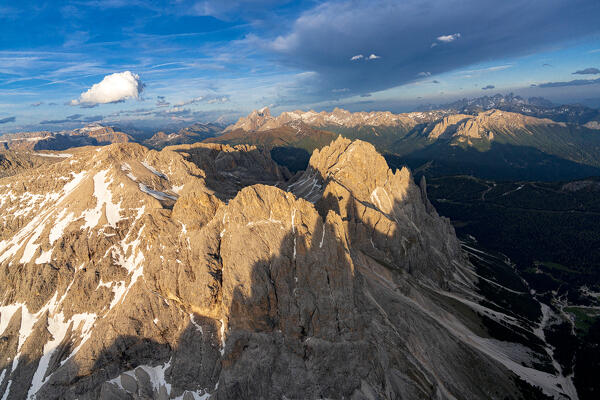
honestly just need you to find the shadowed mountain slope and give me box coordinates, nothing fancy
[226,107,600,181]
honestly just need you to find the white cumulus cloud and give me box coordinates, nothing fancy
[70,71,144,107]
[351,54,380,61]
[436,33,461,43]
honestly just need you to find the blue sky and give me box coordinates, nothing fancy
[1,0,599,132]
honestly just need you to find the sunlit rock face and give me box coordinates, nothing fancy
[224,107,433,132]
[225,106,564,136]
[0,137,571,399]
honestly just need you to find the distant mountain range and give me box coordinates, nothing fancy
[3,95,600,181]
[0,123,134,151]
[143,123,223,149]
[422,93,600,126]
[217,105,600,181]
[0,122,223,152]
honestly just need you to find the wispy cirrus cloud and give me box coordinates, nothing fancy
[456,65,512,77]
[173,94,230,107]
[38,114,103,125]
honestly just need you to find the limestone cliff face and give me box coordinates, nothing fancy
[425,109,566,141]
[289,137,462,287]
[426,114,472,139]
[0,138,569,399]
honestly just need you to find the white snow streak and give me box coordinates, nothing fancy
[82,169,122,229]
[139,183,177,201]
[141,161,168,179]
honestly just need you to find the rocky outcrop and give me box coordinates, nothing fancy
[426,114,472,139]
[288,137,462,286]
[76,126,133,145]
[165,142,290,200]
[0,151,65,178]
[0,138,572,399]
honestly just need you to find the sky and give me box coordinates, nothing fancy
[1,0,600,132]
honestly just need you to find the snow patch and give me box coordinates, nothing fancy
[139,183,177,201]
[81,169,122,230]
[49,209,75,245]
[172,184,184,194]
[141,161,168,179]
[108,360,173,396]
[35,249,52,264]
[190,314,203,333]
[219,319,226,356]
[1,380,11,400]
[319,224,326,248]
[32,152,71,158]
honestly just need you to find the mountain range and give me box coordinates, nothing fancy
[143,123,223,149]
[422,93,600,126]
[5,94,600,181]
[218,105,600,181]
[0,124,134,152]
[0,137,578,399]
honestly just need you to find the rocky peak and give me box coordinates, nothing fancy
[225,107,275,132]
[256,106,271,117]
[289,136,461,285]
